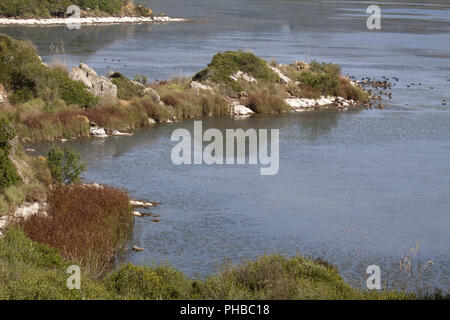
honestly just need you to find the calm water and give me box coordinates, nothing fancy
[9,0,450,291]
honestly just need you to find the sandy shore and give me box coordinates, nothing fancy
[0,16,187,26]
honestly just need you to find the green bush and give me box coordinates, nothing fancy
[0,195,8,216]
[298,69,339,97]
[106,263,193,299]
[22,183,47,202]
[46,146,86,185]
[0,228,111,300]
[0,118,21,190]
[110,73,144,100]
[4,185,25,207]
[193,50,280,92]
[0,34,98,108]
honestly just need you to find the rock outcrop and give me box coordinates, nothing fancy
[69,63,117,97]
[190,81,213,93]
[230,101,254,116]
[269,66,292,84]
[285,96,356,112]
[143,87,161,104]
[230,71,257,83]
[0,83,8,105]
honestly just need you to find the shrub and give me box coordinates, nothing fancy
[106,263,192,300]
[298,69,339,97]
[193,50,280,92]
[0,34,98,108]
[0,148,21,190]
[31,156,53,186]
[46,147,86,185]
[4,185,25,207]
[0,194,8,216]
[110,73,144,100]
[22,183,47,202]
[245,86,290,114]
[0,228,112,300]
[197,254,357,300]
[17,184,132,277]
[0,118,21,190]
[131,96,171,123]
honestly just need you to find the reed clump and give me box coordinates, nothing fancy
[16,184,132,277]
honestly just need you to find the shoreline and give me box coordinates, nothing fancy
[0,16,188,26]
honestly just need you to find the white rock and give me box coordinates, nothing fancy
[112,130,133,136]
[0,16,187,26]
[90,126,108,138]
[130,200,154,207]
[230,71,257,83]
[269,66,292,83]
[13,202,40,219]
[133,211,144,217]
[231,102,254,116]
[190,81,213,92]
[143,87,161,104]
[147,118,157,125]
[69,63,117,97]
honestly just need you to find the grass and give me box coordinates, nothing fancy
[4,185,24,207]
[244,86,290,114]
[16,184,132,277]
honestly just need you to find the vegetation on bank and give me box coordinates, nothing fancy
[0,0,153,19]
[1,228,425,300]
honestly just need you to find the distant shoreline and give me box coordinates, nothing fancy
[0,16,188,26]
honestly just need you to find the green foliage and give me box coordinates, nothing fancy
[0,229,433,300]
[133,74,148,86]
[46,146,86,185]
[245,86,290,114]
[0,118,21,190]
[0,194,8,216]
[0,0,124,18]
[0,118,16,148]
[22,183,47,202]
[193,50,280,92]
[49,68,99,108]
[110,73,144,100]
[106,263,193,299]
[298,61,341,97]
[0,228,111,300]
[4,185,25,207]
[0,34,98,107]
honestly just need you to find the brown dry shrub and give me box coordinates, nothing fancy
[245,87,289,114]
[17,184,132,277]
[336,78,369,101]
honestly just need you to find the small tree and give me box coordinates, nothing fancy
[47,147,86,185]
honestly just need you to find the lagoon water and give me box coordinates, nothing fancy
[5,0,450,291]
